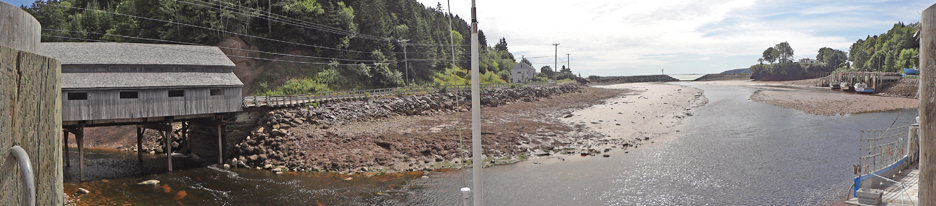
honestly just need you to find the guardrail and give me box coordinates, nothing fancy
[852,123,920,197]
[243,82,557,108]
[858,124,911,174]
[10,145,35,206]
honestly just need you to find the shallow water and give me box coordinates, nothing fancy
[65,82,917,205]
[669,74,706,81]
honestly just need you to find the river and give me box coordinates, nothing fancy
[64,82,918,205]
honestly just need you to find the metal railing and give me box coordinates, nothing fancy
[858,125,911,174]
[10,145,35,206]
[243,81,558,108]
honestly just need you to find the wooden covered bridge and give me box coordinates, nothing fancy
[41,42,525,181]
[41,42,244,181]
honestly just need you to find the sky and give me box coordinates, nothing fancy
[416,0,932,76]
[3,0,931,76]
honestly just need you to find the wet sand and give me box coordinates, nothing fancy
[561,83,707,148]
[699,80,918,116]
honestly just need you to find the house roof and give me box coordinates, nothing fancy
[40,42,236,67]
[62,72,243,90]
[511,62,536,72]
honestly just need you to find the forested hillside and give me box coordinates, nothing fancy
[848,22,919,72]
[749,22,920,80]
[24,0,519,95]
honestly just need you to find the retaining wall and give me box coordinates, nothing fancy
[0,2,64,205]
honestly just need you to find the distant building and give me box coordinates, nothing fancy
[799,58,821,64]
[510,62,536,83]
[41,42,244,124]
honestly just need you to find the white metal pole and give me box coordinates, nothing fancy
[470,0,482,205]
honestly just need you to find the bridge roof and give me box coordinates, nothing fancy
[40,42,236,67]
[62,72,243,90]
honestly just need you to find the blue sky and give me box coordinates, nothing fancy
[4,0,932,76]
[2,0,30,7]
[417,0,932,76]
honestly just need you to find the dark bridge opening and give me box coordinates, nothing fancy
[67,92,88,100]
[168,90,184,97]
[120,91,139,99]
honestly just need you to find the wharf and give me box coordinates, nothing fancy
[846,168,919,206]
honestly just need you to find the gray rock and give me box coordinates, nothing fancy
[137,180,160,185]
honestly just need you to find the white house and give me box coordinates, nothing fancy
[510,62,537,83]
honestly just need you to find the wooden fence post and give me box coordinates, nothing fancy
[919,3,936,204]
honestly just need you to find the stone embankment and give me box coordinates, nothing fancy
[228,84,585,173]
[877,78,918,98]
[694,73,751,81]
[587,75,679,85]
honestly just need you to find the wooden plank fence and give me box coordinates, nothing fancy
[243,82,554,108]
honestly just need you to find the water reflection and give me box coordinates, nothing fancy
[64,83,918,205]
[406,83,916,205]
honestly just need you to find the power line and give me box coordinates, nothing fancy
[42,34,473,64]
[39,3,387,55]
[177,0,468,49]
[173,0,386,42]
[42,34,388,66]
[43,29,383,63]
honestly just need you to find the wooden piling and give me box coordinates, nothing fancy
[77,128,83,181]
[919,3,936,204]
[165,122,172,172]
[63,131,68,167]
[137,127,144,162]
[218,122,223,165]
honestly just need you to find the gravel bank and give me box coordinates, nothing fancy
[227,84,629,173]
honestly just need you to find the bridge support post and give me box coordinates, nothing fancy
[136,127,144,162]
[165,121,172,172]
[77,129,83,181]
[217,121,224,166]
[62,131,68,168]
[63,126,84,181]
[920,3,936,204]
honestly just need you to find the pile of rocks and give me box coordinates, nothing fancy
[120,124,188,154]
[878,78,918,98]
[229,84,583,172]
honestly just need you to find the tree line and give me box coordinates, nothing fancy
[848,22,918,72]
[751,41,836,80]
[23,0,533,95]
[750,22,920,80]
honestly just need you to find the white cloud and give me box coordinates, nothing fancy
[417,0,931,76]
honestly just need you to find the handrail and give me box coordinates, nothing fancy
[11,145,36,206]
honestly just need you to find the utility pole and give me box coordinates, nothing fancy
[566,53,571,72]
[553,43,559,82]
[398,39,410,85]
[920,3,936,204]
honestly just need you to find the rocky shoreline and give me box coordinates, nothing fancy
[587,75,679,85]
[227,84,615,173]
[694,73,751,81]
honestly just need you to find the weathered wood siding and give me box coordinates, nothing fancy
[0,45,64,205]
[62,87,242,121]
